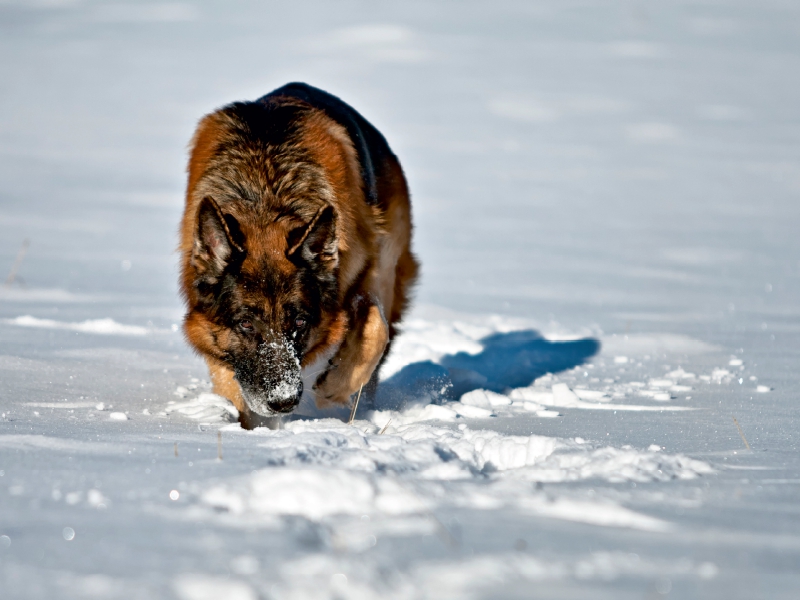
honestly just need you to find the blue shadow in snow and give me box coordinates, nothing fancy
[377,330,600,409]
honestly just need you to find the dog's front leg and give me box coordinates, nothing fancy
[206,357,246,413]
[313,295,389,407]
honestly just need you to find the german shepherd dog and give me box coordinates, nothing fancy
[179,83,418,427]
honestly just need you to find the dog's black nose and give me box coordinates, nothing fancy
[267,395,301,413]
[266,382,303,413]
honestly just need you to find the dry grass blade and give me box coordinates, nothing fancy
[379,419,392,435]
[4,239,30,287]
[348,384,364,425]
[732,416,752,450]
[431,513,460,549]
[217,430,223,460]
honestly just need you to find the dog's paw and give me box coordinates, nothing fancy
[312,367,358,408]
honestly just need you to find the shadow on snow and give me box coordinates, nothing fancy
[376,330,600,410]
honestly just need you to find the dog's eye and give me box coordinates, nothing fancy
[239,320,254,332]
[295,318,307,330]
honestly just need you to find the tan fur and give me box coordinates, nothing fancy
[300,111,373,295]
[207,359,245,413]
[313,300,389,407]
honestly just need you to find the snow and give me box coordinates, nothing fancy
[173,575,257,600]
[5,315,150,336]
[2,0,800,598]
[166,393,240,423]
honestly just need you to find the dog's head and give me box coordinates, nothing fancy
[184,194,343,416]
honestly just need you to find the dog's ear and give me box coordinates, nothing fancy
[192,197,244,282]
[287,204,338,266]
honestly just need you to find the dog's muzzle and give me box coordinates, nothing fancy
[239,375,304,416]
[236,335,304,416]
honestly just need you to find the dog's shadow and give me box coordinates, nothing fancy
[375,330,600,410]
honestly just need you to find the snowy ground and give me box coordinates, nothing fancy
[2,1,800,598]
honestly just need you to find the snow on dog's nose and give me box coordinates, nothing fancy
[259,338,302,413]
[237,334,303,416]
